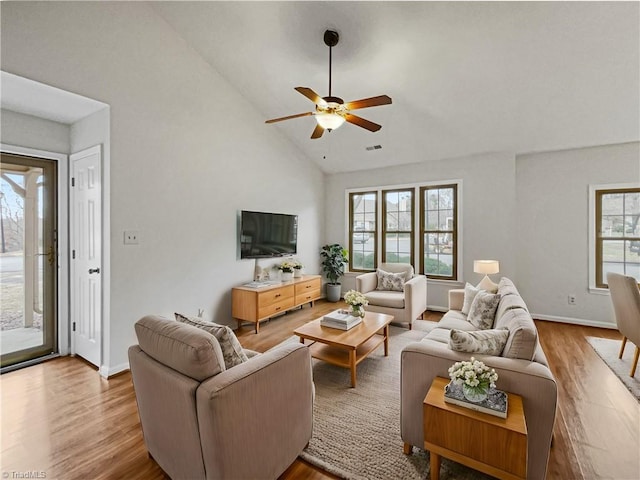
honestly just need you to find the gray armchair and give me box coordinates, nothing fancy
[128,315,313,479]
[356,263,427,329]
[607,272,640,377]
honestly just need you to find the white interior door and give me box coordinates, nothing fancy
[70,145,102,367]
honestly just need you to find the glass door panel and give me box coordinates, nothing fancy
[1,153,57,369]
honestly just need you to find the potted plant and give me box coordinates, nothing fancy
[320,243,348,302]
[292,260,304,278]
[276,260,295,282]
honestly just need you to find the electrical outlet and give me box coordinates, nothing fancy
[568,294,576,305]
[124,230,139,245]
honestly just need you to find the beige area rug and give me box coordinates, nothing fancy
[587,336,640,401]
[298,326,495,480]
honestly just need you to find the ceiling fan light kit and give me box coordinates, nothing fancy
[265,29,392,139]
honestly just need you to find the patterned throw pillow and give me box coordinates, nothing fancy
[449,328,509,356]
[376,269,406,291]
[461,282,482,315]
[467,291,501,330]
[175,313,248,369]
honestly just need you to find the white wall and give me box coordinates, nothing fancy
[1,109,70,153]
[325,152,518,309]
[1,2,325,373]
[326,142,640,327]
[516,142,640,327]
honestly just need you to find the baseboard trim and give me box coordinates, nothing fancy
[99,362,130,379]
[426,305,448,313]
[532,313,616,330]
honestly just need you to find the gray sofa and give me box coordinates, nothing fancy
[128,315,313,480]
[400,278,557,480]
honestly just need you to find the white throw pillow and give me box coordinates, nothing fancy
[376,269,406,292]
[449,328,510,356]
[175,313,248,369]
[467,291,501,330]
[461,282,482,315]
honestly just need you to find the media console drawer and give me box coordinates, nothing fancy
[232,275,322,334]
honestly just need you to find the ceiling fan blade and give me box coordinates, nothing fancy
[310,123,324,139]
[265,112,313,124]
[344,95,392,111]
[345,113,382,132]
[295,87,326,105]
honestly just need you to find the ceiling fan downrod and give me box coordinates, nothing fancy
[324,30,339,98]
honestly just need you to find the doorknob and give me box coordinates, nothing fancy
[88,268,101,274]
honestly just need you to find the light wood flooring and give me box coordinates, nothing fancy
[1,301,638,479]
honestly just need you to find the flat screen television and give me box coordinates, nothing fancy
[239,210,298,259]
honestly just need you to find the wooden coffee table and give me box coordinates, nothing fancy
[294,311,394,387]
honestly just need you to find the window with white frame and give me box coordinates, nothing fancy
[595,187,640,287]
[347,182,459,280]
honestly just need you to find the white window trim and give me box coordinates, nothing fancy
[345,179,463,281]
[588,181,640,293]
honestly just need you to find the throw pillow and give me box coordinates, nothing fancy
[376,269,406,292]
[461,282,482,315]
[449,328,510,356]
[467,291,501,330]
[175,313,248,369]
[498,309,539,361]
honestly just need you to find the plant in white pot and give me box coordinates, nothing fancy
[320,243,348,302]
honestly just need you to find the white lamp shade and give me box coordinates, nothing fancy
[473,260,499,275]
[316,112,345,130]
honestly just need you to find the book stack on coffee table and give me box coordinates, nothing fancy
[321,309,363,330]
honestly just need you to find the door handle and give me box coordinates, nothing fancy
[88,268,101,274]
[36,245,55,266]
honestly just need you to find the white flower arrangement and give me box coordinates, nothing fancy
[292,261,304,270]
[448,357,498,390]
[277,261,296,273]
[343,289,369,307]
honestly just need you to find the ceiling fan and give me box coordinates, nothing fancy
[265,30,392,139]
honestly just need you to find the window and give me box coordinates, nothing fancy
[595,188,640,287]
[420,184,457,280]
[383,189,414,264]
[347,182,459,280]
[349,191,377,271]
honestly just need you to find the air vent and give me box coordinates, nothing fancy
[365,145,382,151]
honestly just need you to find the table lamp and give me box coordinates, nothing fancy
[474,260,500,291]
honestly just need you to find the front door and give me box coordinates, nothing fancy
[0,153,58,369]
[70,145,102,367]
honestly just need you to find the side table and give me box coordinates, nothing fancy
[423,377,527,480]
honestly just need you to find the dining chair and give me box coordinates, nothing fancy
[607,272,640,377]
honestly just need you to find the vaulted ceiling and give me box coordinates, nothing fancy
[152,2,639,174]
[54,2,624,174]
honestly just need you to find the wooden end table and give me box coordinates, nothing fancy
[423,377,528,480]
[293,311,393,387]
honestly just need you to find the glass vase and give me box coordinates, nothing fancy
[462,383,489,403]
[350,305,365,318]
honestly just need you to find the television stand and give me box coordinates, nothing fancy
[232,275,321,333]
